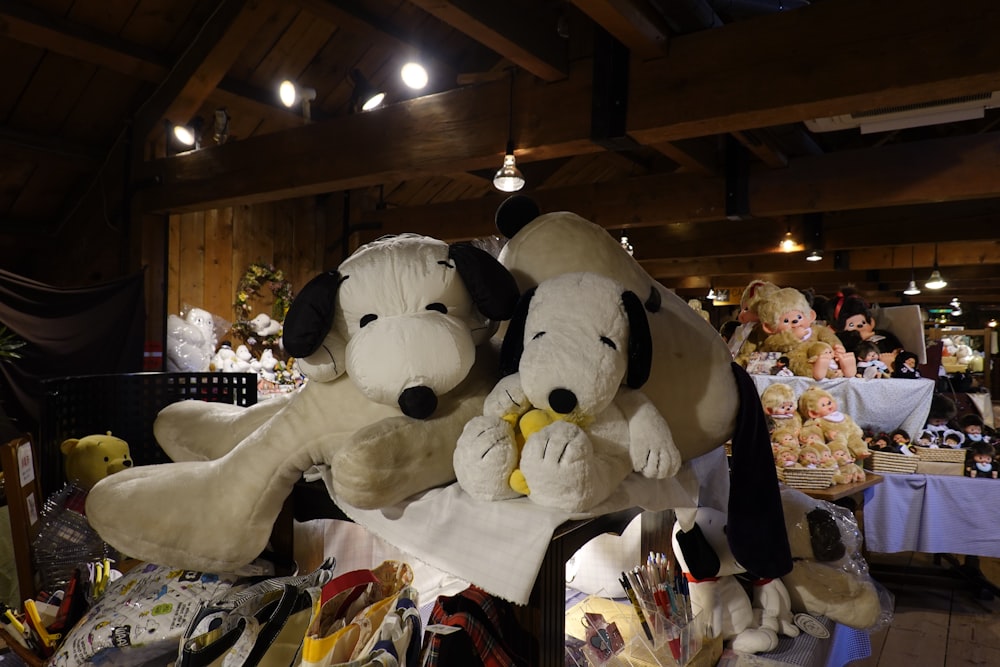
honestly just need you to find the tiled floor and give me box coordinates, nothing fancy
[850,552,1000,666]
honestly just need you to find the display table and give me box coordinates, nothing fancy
[801,472,883,503]
[752,375,934,437]
[862,471,1000,598]
[862,472,1000,557]
[716,616,871,667]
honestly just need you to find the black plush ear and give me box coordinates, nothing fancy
[282,270,343,358]
[495,195,541,239]
[622,290,652,389]
[727,362,793,579]
[807,508,847,562]
[674,523,721,581]
[499,287,536,377]
[644,285,661,313]
[448,243,521,321]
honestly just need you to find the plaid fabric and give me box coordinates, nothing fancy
[421,586,529,667]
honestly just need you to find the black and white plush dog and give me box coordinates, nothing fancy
[454,271,680,513]
[87,234,520,572]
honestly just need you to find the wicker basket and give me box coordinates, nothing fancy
[783,467,835,490]
[869,450,919,474]
[914,446,966,463]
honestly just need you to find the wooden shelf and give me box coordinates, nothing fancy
[800,472,884,502]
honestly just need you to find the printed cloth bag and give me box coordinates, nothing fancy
[178,558,337,667]
[298,560,418,667]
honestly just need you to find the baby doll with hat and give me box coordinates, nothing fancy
[921,393,958,446]
[756,287,857,380]
[959,413,994,445]
[966,441,998,478]
[799,386,870,461]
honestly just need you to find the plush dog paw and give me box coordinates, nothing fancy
[454,416,522,501]
[481,373,530,419]
[732,627,779,654]
[630,438,682,479]
[519,420,601,512]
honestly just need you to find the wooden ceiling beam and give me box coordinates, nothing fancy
[568,0,671,60]
[730,130,787,169]
[135,0,281,138]
[0,125,101,170]
[405,0,567,82]
[627,0,1000,143]
[134,0,1000,214]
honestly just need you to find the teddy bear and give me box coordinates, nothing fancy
[798,386,870,461]
[453,272,681,513]
[755,288,857,380]
[671,507,798,655]
[778,487,884,629]
[60,432,133,491]
[84,234,522,573]
[492,196,792,579]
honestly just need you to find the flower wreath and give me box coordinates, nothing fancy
[232,262,293,348]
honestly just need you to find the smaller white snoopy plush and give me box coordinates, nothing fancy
[454,271,681,513]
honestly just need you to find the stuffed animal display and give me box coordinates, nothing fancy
[85,234,521,572]
[453,272,681,512]
[965,441,998,478]
[671,507,798,654]
[165,306,219,372]
[755,288,856,380]
[493,196,791,580]
[61,432,133,491]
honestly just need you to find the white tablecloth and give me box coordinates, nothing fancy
[327,446,731,605]
[751,375,935,437]
[863,472,1000,557]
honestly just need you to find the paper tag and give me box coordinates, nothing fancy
[424,624,463,635]
[17,441,34,487]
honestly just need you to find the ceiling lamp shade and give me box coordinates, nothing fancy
[778,230,802,253]
[903,280,921,296]
[805,249,823,261]
[620,235,634,256]
[493,68,524,193]
[925,244,947,289]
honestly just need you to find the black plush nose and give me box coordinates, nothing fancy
[123,460,132,468]
[398,385,438,420]
[548,388,577,415]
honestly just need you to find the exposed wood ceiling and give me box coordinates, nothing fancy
[2,0,1000,321]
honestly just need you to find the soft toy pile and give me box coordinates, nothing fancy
[85,234,521,572]
[764,384,868,486]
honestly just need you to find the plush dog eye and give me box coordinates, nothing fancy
[600,336,617,350]
[426,303,447,314]
[360,314,378,328]
[532,332,546,340]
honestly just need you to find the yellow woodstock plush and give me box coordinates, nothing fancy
[61,432,133,491]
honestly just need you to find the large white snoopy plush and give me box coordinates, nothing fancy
[85,234,520,572]
[454,271,680,512]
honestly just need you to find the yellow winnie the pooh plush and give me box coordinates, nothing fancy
[61,432,133,491]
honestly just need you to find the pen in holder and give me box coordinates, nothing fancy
[631,600,704,667]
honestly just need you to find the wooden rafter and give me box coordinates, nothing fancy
[568,0,671,59]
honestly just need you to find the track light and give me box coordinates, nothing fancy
[349,70,385,113]
[925,244,947,289]
[169,117,204,152]
[400,62,428,90]
[493,68,524,192]
[278,80,317,119]
[212,108,230,145]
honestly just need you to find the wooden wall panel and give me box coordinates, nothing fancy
[163,195,342,351]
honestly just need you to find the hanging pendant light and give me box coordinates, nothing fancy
[493,68,524,192]
[903,246,921,295]
[925,243,947,289]
[620,234,633,256]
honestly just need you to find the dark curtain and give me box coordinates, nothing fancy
[0,268,145,439]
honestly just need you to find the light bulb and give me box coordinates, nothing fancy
[492,154,524,192]
[779,232,799,253]
[620,235,633,256]
[401,62,428,90]
[279,80,297,107]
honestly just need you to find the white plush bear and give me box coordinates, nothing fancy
[454,272,680,512]
[165,306,217,372]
